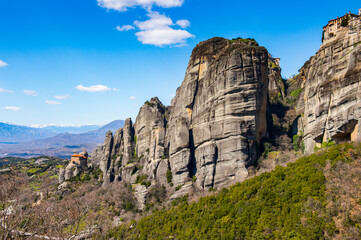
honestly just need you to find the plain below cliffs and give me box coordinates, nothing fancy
[294,19,361,153]
[92,37,272,197]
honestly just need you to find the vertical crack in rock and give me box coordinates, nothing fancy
[211,145,218,188]
[322,94,333,142]
[187,129,197,178]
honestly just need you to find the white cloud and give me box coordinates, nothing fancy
[0,60,8,67]
[116,25,135,31]
[0,88,13,93]
[75,84,113,92]
[98,0,193,47]
[136,28,193,46]
[97,0,184,12]
[176,19,190,28]
[129,96,136,100]
[3,106,21,111]
[134,12,173,30]
[45,100,62,105]
[134,12,194,47]
[23,90,38,96]
[54,94,72,100]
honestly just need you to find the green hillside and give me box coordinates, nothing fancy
[106,143,361,239]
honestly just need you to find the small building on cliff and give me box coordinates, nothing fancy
[322,10,361,41]
[70,150,88,168]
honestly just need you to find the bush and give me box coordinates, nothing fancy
[166,170,172,184]
[80,174,91,182]
[135,174,148,184]
[148,184,167,203]
[175,184,183,191]
[341,16,349,27]
[144,101,155,107]
[293,134,302,152]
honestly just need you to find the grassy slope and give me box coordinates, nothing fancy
[107,143,361,239]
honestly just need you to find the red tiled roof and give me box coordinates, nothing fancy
[71,154,86,158]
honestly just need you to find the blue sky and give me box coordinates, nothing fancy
[0,0,360,126]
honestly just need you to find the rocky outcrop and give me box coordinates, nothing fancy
[166,37,269,190]
[58,168,65,184]
[91,145,103,168]
[295,20,361,153]
[268,54,284,99]
[134,184,148,210]
[64,163,76,180]
[134,97,168,182]
[95,37,270,193]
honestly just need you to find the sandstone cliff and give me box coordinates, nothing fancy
[92,37,271,193]
[166,37,269,190]
[294,20,361,153]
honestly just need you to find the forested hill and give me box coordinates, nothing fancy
[106,143,361,239]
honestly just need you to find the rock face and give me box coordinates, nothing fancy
[295,20,361,153]
[167,37,269,189]
[91,145,103,168]
[166,38,269,189]
[58,168,65,184]
[268,54,284,99]
[134,184,148,210]
[64,163,76,180]
[134,97,168,182]
[95,37,270,192]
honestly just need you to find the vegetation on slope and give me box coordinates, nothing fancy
[106,143,361,239]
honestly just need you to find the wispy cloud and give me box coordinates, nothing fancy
[116,25,135,31]
[75,84,117,92]
[176,19,190,28]
[129,96,136,100]
[0,60,8,67]
[45,100,61,105]
[23,90,39,96]
[3,106,21,111]
[54,94,72,100]
[0,88,13,93]
[98,0,193,47]
[97,0,184,12]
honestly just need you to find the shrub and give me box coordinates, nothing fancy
[144,101,155,107]
[135,174,148,184]
[293,134,302,152]
[148,184,167,203]
[166,170,172,184]
[341,15,349,27]
[192,175,197,182]
[80,174,91,182]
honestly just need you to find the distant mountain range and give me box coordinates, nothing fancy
[0,120,124,158]
[31,124,101,134]
[0,122,57,143]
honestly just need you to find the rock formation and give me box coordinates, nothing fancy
[93,37,270,192]
[268,54,284,99]
[295,18,361,153]
[166,37,269,190]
